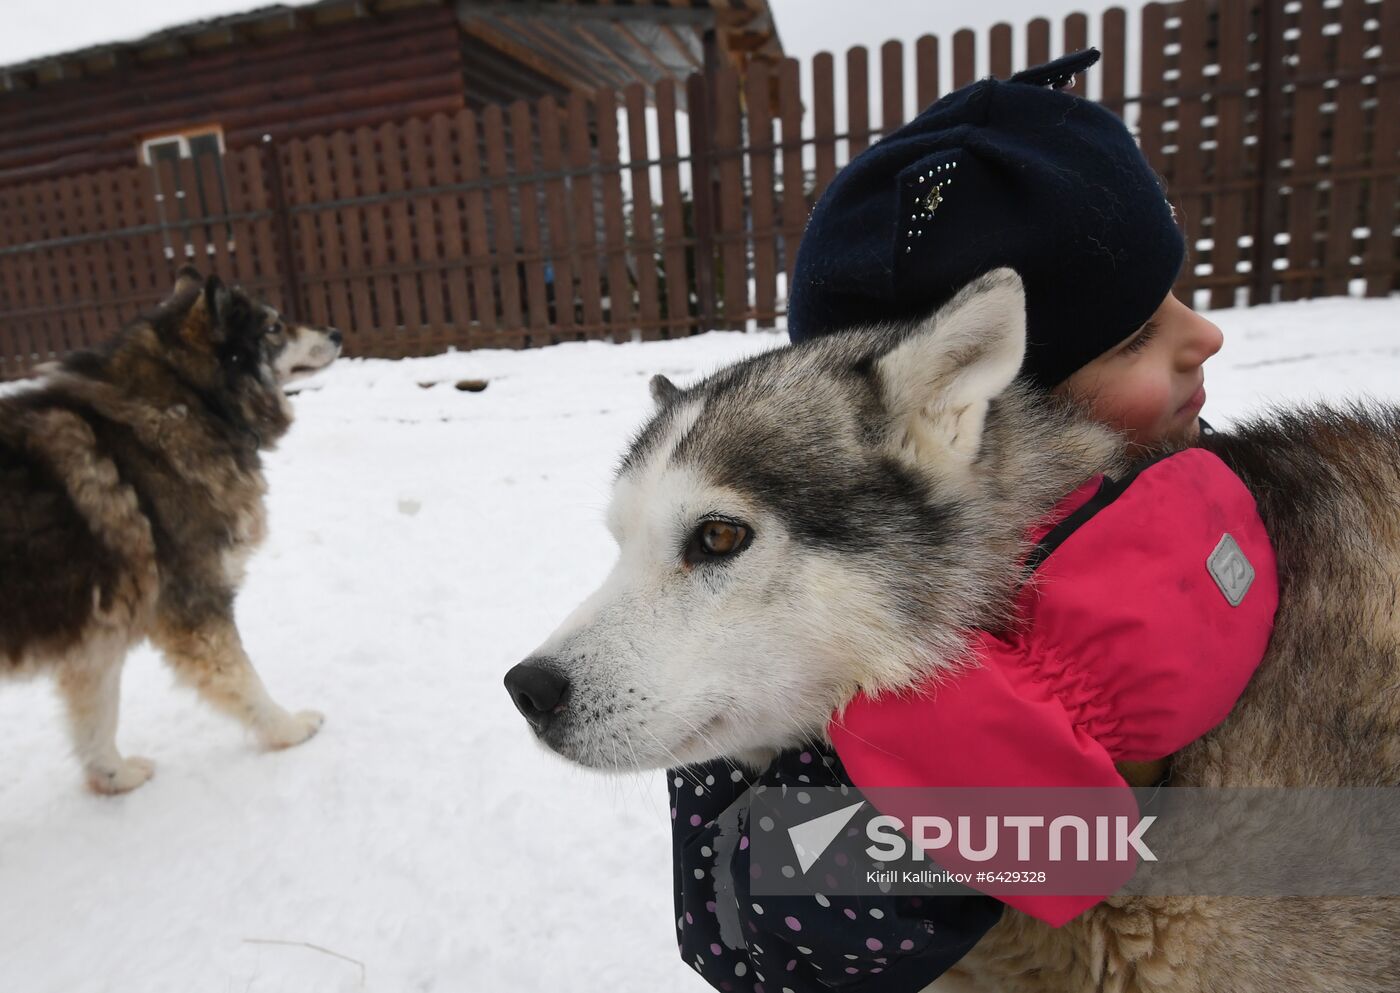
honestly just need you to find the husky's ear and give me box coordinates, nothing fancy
[170,265,203,301]
[649,374,682,409]
[876,268,1026,473]
[201,275,233,337]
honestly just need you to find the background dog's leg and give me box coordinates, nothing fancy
[152,615,323,749]
[56,642,155,794]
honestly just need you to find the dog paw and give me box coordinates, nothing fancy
[261,709,325,749]
[86,756,156,795]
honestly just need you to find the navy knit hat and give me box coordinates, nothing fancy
[787,50,1185,390]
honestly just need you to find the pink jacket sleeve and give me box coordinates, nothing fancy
[828,449,1279,926]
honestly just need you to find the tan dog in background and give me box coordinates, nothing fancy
[0,269,339,793]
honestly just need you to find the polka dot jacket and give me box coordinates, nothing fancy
[670,743,1002,992]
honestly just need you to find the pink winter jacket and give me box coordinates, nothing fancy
[828,448,1279,927]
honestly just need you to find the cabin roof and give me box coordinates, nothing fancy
[0,0,783,94]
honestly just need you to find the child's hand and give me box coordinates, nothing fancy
[670,746,1001,992]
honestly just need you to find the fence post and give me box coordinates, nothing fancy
[687,71,718,335]
[1250,0,1281,306]
[259,136,303,316]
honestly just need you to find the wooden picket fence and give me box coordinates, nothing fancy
[1,0,1397,378]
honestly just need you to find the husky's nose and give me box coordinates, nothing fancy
[504,660,570,732]
[327,328,343,346]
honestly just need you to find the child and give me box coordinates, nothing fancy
[672,48,1277,992]
[1054,287,1223,450]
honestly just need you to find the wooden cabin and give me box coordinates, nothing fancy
[0,0,783,186]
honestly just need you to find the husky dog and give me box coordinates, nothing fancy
[506,270,1400,991]
[0,268,340,794]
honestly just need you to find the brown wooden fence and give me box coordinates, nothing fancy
[2,0,1397,378]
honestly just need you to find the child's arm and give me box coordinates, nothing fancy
[829,448,1278,925]
[671,750,1002,992]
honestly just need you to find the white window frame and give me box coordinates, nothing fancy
[139,127,230,260]
[140,126,226,165]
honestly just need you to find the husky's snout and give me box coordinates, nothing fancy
[504,658,571,734]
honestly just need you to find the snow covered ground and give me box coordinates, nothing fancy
[1,295,1397,993]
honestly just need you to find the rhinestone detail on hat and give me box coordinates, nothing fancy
[905,160,956,253]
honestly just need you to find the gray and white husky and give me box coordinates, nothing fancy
[506,270,1400,992]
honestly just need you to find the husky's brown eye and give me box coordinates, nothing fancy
[684,520,752,566]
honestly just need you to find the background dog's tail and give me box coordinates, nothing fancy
[24,408,160,626]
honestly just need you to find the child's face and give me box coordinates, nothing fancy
[1055,292,1224,447]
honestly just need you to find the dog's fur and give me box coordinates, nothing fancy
[0,268,340,794]
[513,270,1400,990]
